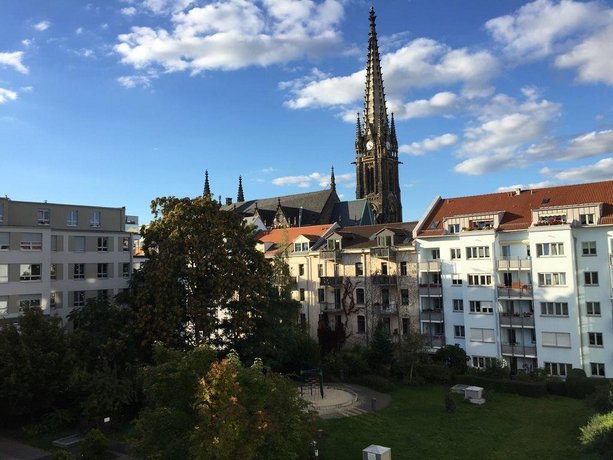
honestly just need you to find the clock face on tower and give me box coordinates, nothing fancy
[385,141,391,149]
[366,140,374,150]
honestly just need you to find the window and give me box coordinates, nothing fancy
[470,328,495,343]
[318,264,323,277]
[334,288,341,308]
[327,239,341,250]
[470,301,493,314]
[355,262,364,276]
[536,242,564,257]
[450,248,461,259]
[377,235,392,247]
[50,292,57,309]
[0,264,7,282]
[50,235,58,252]
[591,363,605,377]
[582,241,597,256]
[74,263,85,280]
[299,288,305,301]
[448,223,460,234]
[19,296,41,309]
[584,272,599,286]
[472,356,496,369]
[97,237,108,252]
[401,289,409,305]
[580,213,595,225]
[73,291,85,307]
[298,264,305,276]
[542,332,571,348]
[472,219,494,229]
[466,246,490,259]
[356,288,365,304]
[451,275,463,286]
[357,315,366,333]
[67,210,78,226]
[73,236,86,252]
[293,241,309,252]
[400,261,407,276]
[37,209,50,225]
[0,296,6,315]
[402,318,409,335]
[431,249,440,260]
[0,232,8,250]
[586,302,601,316]
[540,302,569,316]
[538,272,566,286]
[122,237,130,252]
[589,332,603,347]
[50,264,57,280]
[501,245,511,259]
[539,214,566,225]
[468,274,491,286]
[97,263,108,279]
[381,262,388,275]
[453,299,464,312]
[90,211,101,227]
[20,233,42,250]
[122,263,130,278]
[300,313,306,329]
[544,362,571,377]
[20,264,41,281]
[317,288,325,303]
[454,325,465,338]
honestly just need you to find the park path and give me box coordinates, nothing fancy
[0,437,51,460]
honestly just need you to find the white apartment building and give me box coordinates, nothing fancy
[255,222,419,345]
[413,180,613,377]
[0,198,133,325]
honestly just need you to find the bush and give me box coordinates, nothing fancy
[80,428,109,460]
[566,375,604,400]
[455,375,547,398]
[545,378,567,397]
[322,347,370,379]
[417,363,454,384]
[51,450,74,460]
[585,383,613,414]
[579,411,613,457]
[432,345,469,374]
[349,374,395,393]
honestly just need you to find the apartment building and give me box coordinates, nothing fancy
[255,222,419,345]
[0,198,133,325]
[413,180,613,377]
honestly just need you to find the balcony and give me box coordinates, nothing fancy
[497,284,533,298]
[319,276,344,287]
[419,283,442,296]
[372,275,397,286]
[498,258,532,271]
[425,334,446,349]
[420,260,441,272]
[499,312,535,327]
[320,302,342,313]
[370,246,397,260]
[320,249,341,260]
[501,343,537,357]
[420,309,443,322]
[377,302,397,315]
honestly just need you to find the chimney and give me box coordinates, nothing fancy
[226,197,233,205]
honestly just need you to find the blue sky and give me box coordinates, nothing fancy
[1,0,611,223]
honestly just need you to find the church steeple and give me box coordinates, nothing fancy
[203,170,211,198]
[237,175,245,202]
[353,8,403,224]
[330,167,336,191]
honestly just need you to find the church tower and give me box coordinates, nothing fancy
[354,8,402,223]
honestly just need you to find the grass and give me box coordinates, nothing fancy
[316,385,597,460]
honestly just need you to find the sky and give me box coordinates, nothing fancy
[1,0,612,224]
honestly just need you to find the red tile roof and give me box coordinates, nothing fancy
[255,224,335,254]
[417,180,613,236]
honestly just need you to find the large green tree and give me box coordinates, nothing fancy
[131,196,272,349]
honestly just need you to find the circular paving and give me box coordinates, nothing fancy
[300,385,358,414]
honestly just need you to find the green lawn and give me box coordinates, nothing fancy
[316,385,597,460]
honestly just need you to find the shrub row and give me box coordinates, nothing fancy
[546,376,609,399]
[349,374,395,393]
[455,374,547,398]
[416,363,455,383]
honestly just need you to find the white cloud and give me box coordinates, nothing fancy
[272,170,353,188]
[397,91,459,119]
[76,27,84,35]
[261,167,275,173]
[115,0,345,76]
[142,0,194,15]
[77,48,95,58]
[497,181,553,192]
[21,39,32,47]
[561,130,613,160]
[555,25,613,85]
[0,88,18,104]
[33,20,51,32]
[399,133,458,156]
[0,51,29,74]
[121,7,137,16]
[117,74,156,88]
[540,157,613,182]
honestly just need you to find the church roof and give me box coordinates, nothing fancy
[331,199,374,227]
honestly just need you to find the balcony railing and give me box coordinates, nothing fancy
[498,258,532,271]
[424,334,446,348]
[497,285,533,298]
[370,246,397,260]
[319,276,344,286]
[377,302,397,315]
[420,260,441,272]
[319,249,341,260]
[420,309,443,321]
[372,275,397,285]
[419,283,442,296]
[319,302,342,313]
[499,312,535,327]
[501,343,537,357]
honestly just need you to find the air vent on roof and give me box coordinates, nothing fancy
[541,198,550,204]
[430,220,439,229]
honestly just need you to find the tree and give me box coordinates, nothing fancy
[368,322,394,374]
[132,196,272,349]
[0,307,75,423]
[579,411,613,458]
[393,328,429,384]
[433,344,469,375]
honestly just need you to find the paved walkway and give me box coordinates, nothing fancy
[303,383,392,419]
[0,437,51,460]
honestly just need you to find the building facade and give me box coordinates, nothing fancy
[413,181,613,377]
[0,198,133,325]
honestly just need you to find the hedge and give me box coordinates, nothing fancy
[416,363,455,384]
[455,375,547,398]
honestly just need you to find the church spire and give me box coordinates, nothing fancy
[203,170,211,198]
[390,113,398,150]
[364,7,388,141]
[237,175,245,202]
[330,166,336,191]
